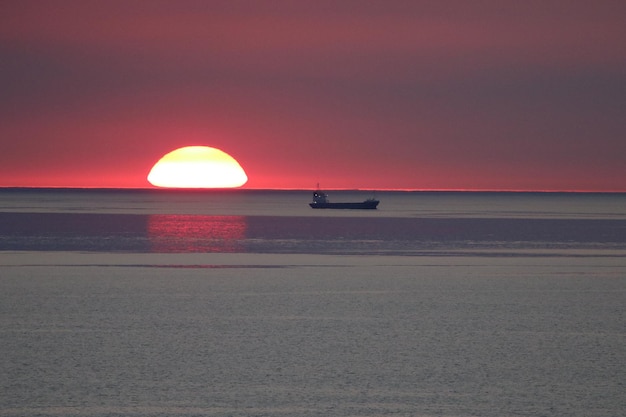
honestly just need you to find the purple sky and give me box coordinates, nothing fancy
[1,1,625,190]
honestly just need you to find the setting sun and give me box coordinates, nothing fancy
[147,146,248,188]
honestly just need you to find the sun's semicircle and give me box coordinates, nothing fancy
[147,146,248,188]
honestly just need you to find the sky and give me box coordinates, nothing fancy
[1,0,625,191]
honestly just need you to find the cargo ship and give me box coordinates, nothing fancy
[309,189,379,209]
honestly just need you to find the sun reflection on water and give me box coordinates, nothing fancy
[147,214,247,253]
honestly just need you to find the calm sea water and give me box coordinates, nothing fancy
[1,189,625,416]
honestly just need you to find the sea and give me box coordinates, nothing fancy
[1,189,625,417]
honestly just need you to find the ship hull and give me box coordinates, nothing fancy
[309,200,379,209]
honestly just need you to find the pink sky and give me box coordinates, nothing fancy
[1,1,625,190]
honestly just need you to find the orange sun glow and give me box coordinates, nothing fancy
[147,146,248,188]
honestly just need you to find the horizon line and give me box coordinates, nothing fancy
[1,186,625,194]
